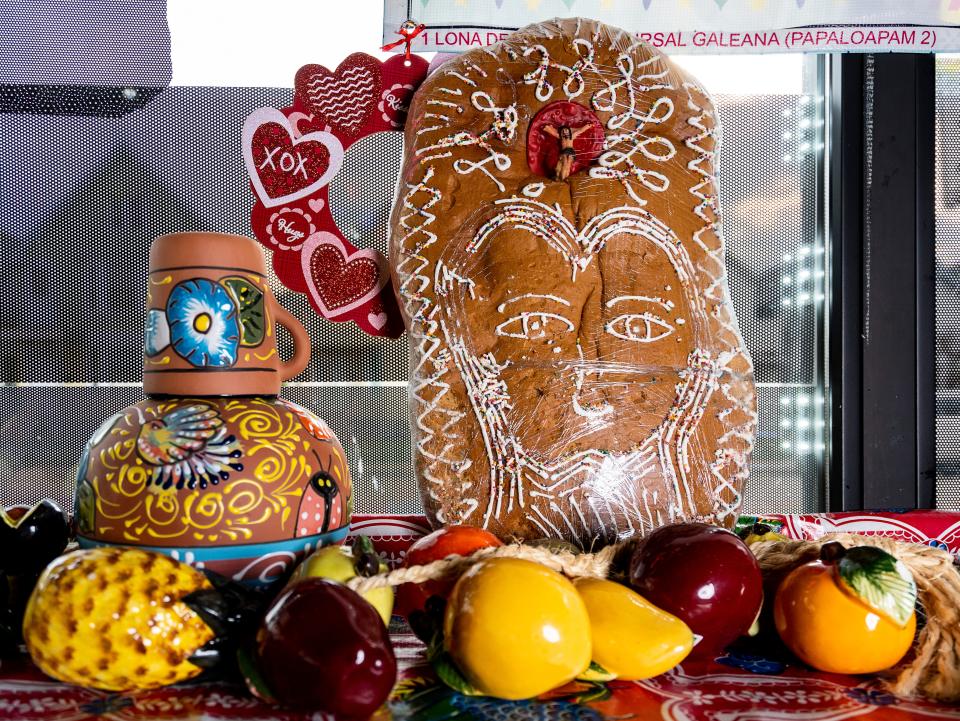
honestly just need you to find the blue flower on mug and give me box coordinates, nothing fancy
[167,279,240,367]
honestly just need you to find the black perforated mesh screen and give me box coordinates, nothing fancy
[719,91,828,514]
[935,55,960,508]
[0,2,170,116]
[0,74,828,517]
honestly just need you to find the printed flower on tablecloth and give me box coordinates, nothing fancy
[448,693,605,721]
[79,695,134,715]
[167,279,240,367]
[845,686,898,706]
[716,650,787,675]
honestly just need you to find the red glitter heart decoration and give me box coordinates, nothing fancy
[246,54,428,338]
[251,122,331,202]
[302,232,387,317]
[295,53,382,137]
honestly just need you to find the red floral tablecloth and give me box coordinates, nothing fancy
[2,510,959,720]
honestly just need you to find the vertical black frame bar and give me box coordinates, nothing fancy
[829,53,936,510]
[829,54,864,511]
[916,56,936,509]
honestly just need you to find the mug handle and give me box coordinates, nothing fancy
[270,300,311,381]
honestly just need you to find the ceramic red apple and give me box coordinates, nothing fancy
[628,522,762,658]
[254,578,397,717]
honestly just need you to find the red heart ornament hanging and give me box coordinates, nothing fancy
[295,53,383,139]
[251,123,330,201]
[242,107,344,208]
[243,53,428,338]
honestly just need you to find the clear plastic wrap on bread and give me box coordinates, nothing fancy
[389,18,757,548]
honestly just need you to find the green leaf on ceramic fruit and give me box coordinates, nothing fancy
[221,277,265,347]
[237,643,277,704]
[431,648,485,697]
[837,546,917,627]
[426,633,482,697]
[576,660,616,682]
[569,680,613,705]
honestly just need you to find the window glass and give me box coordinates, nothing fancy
[0,6,829,517]
[677,55,829,514]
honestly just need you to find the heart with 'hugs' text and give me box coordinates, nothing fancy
[301,232,389,318]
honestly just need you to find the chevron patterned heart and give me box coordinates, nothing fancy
[295,54,382,138]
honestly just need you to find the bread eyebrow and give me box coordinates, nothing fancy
[497,294,572,312]
[605,295,675,311]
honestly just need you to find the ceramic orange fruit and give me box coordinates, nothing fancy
[443,558,591,700]
[774,543,917,675]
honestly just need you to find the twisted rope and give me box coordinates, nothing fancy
[345,542,620,596]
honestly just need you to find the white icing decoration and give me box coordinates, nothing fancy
[416,91,517,192]
[498,293,571,312]
[521,39,597,101]
[495,312,575,339]
[395,25,757,541]
[605,313,675,343]
[589,53,677,204]
[605,295,675,311]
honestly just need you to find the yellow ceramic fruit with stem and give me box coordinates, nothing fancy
[774,542,918,675]
[288,537,393,625]
[574,577,693,680]
[443,558,591,700]
[739,522,789,545]
[23,548,258,691]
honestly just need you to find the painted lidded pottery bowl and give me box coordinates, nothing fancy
[76,232,352,585]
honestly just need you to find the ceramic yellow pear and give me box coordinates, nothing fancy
[444,558,591,700]
[290,545,394,625]
[23,548,214,691]
[574,577,693,680]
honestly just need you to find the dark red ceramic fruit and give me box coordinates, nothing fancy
[0,500,69,577]
[255,578,397,718]
[628,522,763,658]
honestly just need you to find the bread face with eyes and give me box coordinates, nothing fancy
[390,18,756,548]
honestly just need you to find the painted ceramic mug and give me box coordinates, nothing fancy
[144,232,310,397]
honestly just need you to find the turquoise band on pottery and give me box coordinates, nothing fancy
[76,525,350,571]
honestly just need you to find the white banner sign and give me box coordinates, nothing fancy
[383,0,960,54]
